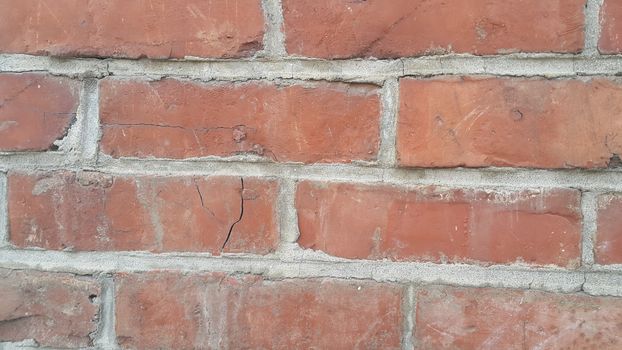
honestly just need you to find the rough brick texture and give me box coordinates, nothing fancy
[0,269,100,348]
[0,0,264,59]
[296,181,581,267]
[600,0,622,54]
[0,73,79,152]
[596,193,622,265]
[99,79,380,163]
[3,0,622,348]
[8,171,278,254]
[415,286,622,349]
[283,0,585,58]
[115,272,403,350]
[398,77,622,169]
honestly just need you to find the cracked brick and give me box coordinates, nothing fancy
[99,78,381,163]
[8,171,279,254]
[0,73,79,152]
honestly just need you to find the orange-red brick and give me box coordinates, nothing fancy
[115,272,403,349]
[0,269,100,348]
[99,79,380,163]
[398,77,622,169]
[415,286,622,349]
[596,193,622,264]
[599,0,622,54]
[0,73,79,152]
[283,0,585,58]
[296,181,581,267]
[0,0,264,59]
[8,171,278,254]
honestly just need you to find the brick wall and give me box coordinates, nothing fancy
[1,0,622,349]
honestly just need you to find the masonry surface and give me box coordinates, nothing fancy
[1,0,622,349]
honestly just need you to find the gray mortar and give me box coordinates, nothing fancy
[1,249,621,297]
[277,179,300,244]
[584,272,622,295]
[78,79,101,164]
[0,340,67,350]
[260,0,287,58]
[378,78,399,167]
[93,157,622,192]
[5,54,622,83]
[584,0,605,56]
[0,173,6,248]
[401,285,416,350]
[92,277,118,350]
[5,154,622,192]
[0,54,109,78]
[581,191,598,267]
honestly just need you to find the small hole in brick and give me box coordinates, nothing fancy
[511,108,524,121]
[608,154,622,169]
[89,294,98,303]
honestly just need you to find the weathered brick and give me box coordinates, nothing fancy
[0,73,79,152]
[115,272,403,349]
[99,79,380,163]
[0,0,264,59]
[0,269,100,348]
[8,171,278,254]
[415,286,622,349]
[599,0,622,54]
[398,77,622,169]
[283,0,585,59]
[596,193,622,264]
[296,181,581,267]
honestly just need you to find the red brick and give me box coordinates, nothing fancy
[599,0,622,54]
[0,269,100,348]
[0,73,79,152]
[115,272,403,349]
[296,181,581,267]
[415,286,622,350]
[8,171,278,254]
[283,0,584,59]
[596,193,622,264]
[0,0,264,59]
[99,79,380,163]
[398,77,622,169]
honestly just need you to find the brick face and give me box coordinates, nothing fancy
[596,193,622,264]
[8,171,278,254]
[599,0,622,54]
[296,181,581,267]
[0,73,79,152]
[415,286,622,349]
[115,272,404,350]
[0,269,100,348]
[99,79,380,163]
[398,77,622,169]
[0,0,264,59]
[283,0,585,58]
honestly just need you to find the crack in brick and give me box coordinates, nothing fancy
[0,314,42,325]
[194,181,217,219]
[0,78,42,108]
[221,178,244,251]
[103,122,256,133]
[356,6,419,56]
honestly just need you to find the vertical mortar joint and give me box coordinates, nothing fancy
[260,0,287,58]
[584,0,605,56]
